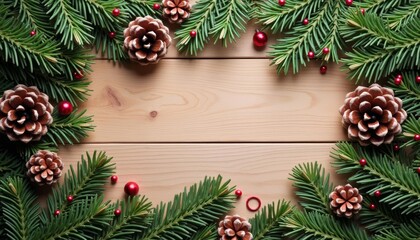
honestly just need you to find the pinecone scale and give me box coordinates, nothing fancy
[218,215,253,240]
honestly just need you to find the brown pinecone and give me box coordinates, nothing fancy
[329,184,363,218]
[339,84,407,146]
[162,0,191,24]
[0,85,53,143]
[26,150,63,186]
[123,16,172,65]
[218,215,253,240]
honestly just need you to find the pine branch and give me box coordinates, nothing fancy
[400,116,420,153]
[210,0,251,47]
[14,141,59,160]
[175,0,218,55]
[250,200,294,240]
[35,196,113,240]
[60,46,94,80]
[375,219,420,240]
[44,151,115,219]
[93,28,128,61]
[96,196,152,240]
[388,71,420,117]
[289,162,333,214]
[0,177,40,240]
[386,1,420,30]
[331,142,420,214]
[190,225,218,240]
[139,175,235,240]
[358,0,411,15]
[43,0,93,49]
[281,210,370,240]
[125,0,160,19]
[46,109,94,145]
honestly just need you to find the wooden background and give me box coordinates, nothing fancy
[59,23,354,218]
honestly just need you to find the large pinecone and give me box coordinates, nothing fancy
[218,215,253,240]
[339,84,407,146]
[0,85,53,143]
[26,150,64,186]
[329,184,363,218]
[123,16,172,65]
[162,0,191,24]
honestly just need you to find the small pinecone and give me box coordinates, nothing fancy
[0,85,53,143]
[339,83,407,146]
[123,16,172,65]
[26,150,63,186]
[162,0,191,23]
[218,215,253,240]
[329,184,363,218]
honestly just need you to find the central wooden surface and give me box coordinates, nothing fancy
[62,25,353,218]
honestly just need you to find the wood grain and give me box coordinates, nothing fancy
[83,59,352,142]
[58,143,342,218]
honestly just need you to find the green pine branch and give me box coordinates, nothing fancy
[358,0,411,15]
[282,210,370,240]
[190,225,218,240]
[0,177,40,240]
[14,141,59,160]
[139,175,235,239]
[331,142,420,214]
[46,109,94,145]
[250,200,294,240]
[97,196,152,240]
[289,162,333,214]
[125,0,160,19]
[60,46,94,80]
[93,28,128,61]
[375,219,420,240]
[388,71,420,117]
[44,151,115,219]
[386,1,420,30]
[400,116,420,153]
[43,0,93,49]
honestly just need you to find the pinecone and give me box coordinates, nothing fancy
[123,16,172,65]
[26,150,63,186]
[162,0,191,24]
[0,85,53,143]
[339,84,407,146]
[218,215,253,240]
[329,184,363,218]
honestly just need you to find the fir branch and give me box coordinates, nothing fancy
[401,116,420,153]
[289,162,333,214]
[44,151,115,218]
[250,200,294,240]
[96,196,152,240]
[386,2,420,30]
[389,71,420,117]
[358,0,411,15]
[60,46,94,80]
[281,210,370,240]
[43,0,93,49]
[93,28,128,61]
[210,0,251,47]
[175,0,218,55]
[125,0,160,19]
[0,177,40,240]
[35,196,113,240]
[10,0,54,36]
[190,225,218,240]
[375,219,420,240]
[331,142,420,214]
[46,109,94,145]
[320,1,346,63]
[14,141,59,160]
[139,175,235,240]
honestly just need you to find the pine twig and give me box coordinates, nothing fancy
[375,219,420,240]
[386,1,420,30]
[400,116,420,153]
[190,224,218,240]
[388,71,420,117]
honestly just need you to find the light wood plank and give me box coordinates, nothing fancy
[58,143,343,218]
[83,59,352,142]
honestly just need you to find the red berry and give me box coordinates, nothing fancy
[414,134,420,141]
[30,30,36,36]
[54,209,61,216]
[374,190,381,197]
[369,203,376,210]
[396,74,403,79]
[153,3,161,10]
[112,8,120,17]
[111,175,118,184]
[359,158,367,167]
[345,0,353,6]
[361,8,366,15]
[394,77,402,85]
[190,30,197,38]
[322,47,330,54]
[108,32,116,39]
[320,65,327,74]
[114,209,122,216]
[302,18,309,25]
[58,101,73,116]
[235,189,243,198]
[308,51,315,59]
[278,0,286,6]
[253,31,268,47]
[416,76,420,83]
[67,195,74,203]
[393,144,400,151]
[124,181,139,196]
[417,167,420,174]
[73,70,84,80]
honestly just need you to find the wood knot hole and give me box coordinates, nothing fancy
[150,111,158,118]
